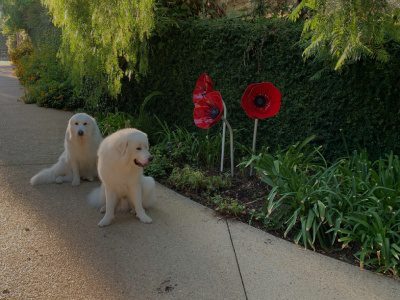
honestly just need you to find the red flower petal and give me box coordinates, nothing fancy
[193,73,214,103]
[193,91,224,129]
[241,84,260,119]
[241,82,281,119]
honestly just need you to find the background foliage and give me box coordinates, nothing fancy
[290,0,400,70]
[118,18,400,160]
[41,0,155,96]
[2,2,400,159]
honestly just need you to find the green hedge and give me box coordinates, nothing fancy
[116,18,400,159]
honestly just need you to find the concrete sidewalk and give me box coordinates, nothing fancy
[0,61,399,300]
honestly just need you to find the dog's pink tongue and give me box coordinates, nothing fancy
[135,159,148,167]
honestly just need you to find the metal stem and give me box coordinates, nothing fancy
[222,116,234,176]
[250,119,258,176]
[220,102,227,173]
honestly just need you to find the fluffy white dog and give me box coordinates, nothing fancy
[88,128,155,227]
[30,113,103,186]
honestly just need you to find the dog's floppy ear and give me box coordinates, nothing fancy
[116,140,129,156]
[66,121,73,140]
[91,117,102,138]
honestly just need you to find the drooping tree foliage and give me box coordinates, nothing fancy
[0,0,223,103]
[0,0,31,33]
[0,0,55,46]
[41,0,156,95]
[290,0,400,69]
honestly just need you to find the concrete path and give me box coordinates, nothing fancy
[0,61,399,300]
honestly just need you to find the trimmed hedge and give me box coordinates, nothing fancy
[116,18,400,159]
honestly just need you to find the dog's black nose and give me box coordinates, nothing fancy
[78,130,84,136]
[148,156,154,162]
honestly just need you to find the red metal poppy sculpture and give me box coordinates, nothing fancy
[241,82,282,175]
[193,91,224,129]
[241,82,281,119]
[192,73,234,176]
[193,73,214,103]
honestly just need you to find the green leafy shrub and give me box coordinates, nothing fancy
[143,122,224,179]
[333,152,400,275]
[144,142,174,179]
[96,112,135,136]
[16,44,83,109]
[157,121,222,168]
[95,91,163,140]
[168,165,231,192]
[211,195,246,217]
[245,136,336,249]
[8,35,33,65]
[245,137,400,275]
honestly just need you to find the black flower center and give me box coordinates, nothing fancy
[254,95,268,108]
[210,107,220,119]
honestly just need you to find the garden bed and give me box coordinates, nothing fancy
[140,128,400,279]
[158,171,366,272]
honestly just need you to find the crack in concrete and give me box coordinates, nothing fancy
[226,220,249,300]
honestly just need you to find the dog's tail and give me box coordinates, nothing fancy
[88,185,106,208]
[142,176,156,209]
[30,165,57,186]
[30,156,67,186]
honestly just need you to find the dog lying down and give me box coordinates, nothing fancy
[88,128,156,227]
[30,113,103,186]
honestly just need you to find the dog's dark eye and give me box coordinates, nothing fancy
[83,122,87,126]
[74,122,78,125]
[136,147,142,151]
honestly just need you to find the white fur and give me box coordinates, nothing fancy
[88,128,156,227]
[30,113,103,186]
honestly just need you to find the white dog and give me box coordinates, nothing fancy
[30,113,103,186]
[88,128,155,227]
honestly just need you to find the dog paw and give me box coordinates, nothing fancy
[55,177,63,184]
[137,213,152,224]
[71,179,80,186]
[98,217,112,227]
[100,206,106,213]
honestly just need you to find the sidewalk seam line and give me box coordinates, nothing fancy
[226,220,249,300]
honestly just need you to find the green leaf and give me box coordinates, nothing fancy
[284,208,300,237]
[306,210,315,231]
[294,231,302,245]
[317,200,326,221]
[391,243,400,253]
[301,216,309,249]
